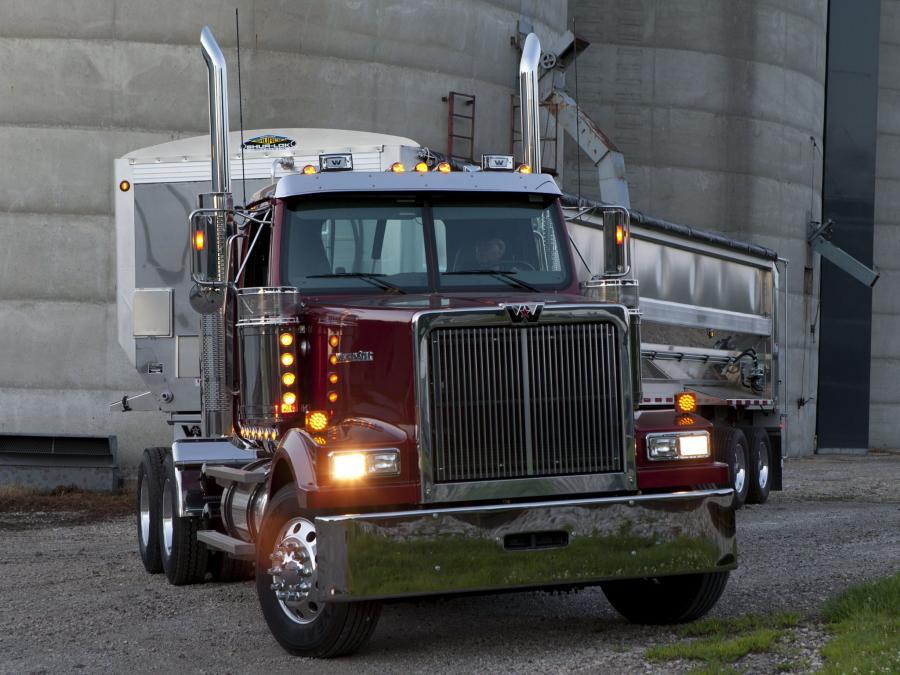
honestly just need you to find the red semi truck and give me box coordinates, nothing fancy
[113,29,742,657]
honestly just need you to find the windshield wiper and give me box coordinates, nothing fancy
[443,269,540,292]
[306,272,406,294]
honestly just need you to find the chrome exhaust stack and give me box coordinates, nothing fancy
[194,26,234,438]
[518,33,542,173]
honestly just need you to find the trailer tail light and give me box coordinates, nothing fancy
[675,392,697,413]
[306,411,329,432]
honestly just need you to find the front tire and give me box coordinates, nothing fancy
[137,447,166,574]
[256,485,382,658]
[159,455,208,585]
[601,572,730,624]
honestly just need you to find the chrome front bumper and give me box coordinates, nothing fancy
[312,489,736,602]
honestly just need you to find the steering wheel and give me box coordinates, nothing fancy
[496,259,536,272]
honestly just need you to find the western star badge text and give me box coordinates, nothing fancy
[334,351,374,363]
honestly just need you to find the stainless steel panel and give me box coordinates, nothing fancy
[133,288,172,337]
[641,299,772,336]
[414,304,636,503]
[176,336,200,378]
[313,489,736,602]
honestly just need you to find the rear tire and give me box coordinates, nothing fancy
[744,428,772,504]
[714,427,750,509]
[601,572,730,624]
[137,447,166,574]
[256,485,382,657]
[159,454,208,585]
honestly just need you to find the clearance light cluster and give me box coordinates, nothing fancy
[240,426,278,441]
[389,161,453,173]
[516,163,532,174]
[647,431,710,461]
[279,331,298,414]
[329,449,401,481]
[675,392,697,413]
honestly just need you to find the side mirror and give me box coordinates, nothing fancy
[188,191,232,314]
[602,207,630,277]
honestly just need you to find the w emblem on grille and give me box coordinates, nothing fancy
[504,303,543,323]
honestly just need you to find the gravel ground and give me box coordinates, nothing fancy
[0,453,897,674]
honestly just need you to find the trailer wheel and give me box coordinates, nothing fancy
[715,427,750,509]
[159,454,208,585]
[601,571,729,624]
[136,447,166,574]
[256,485,382,658]
[744,428,772,504]
[210,552,254,582]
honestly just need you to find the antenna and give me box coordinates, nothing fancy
[235,8,247,205]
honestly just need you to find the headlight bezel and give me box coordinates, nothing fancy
[646,430,711,461]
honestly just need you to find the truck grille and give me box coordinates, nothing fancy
[427,322,625,483]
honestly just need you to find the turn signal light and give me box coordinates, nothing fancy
[306,411,329,432]
[414,161,429,173]
[390,162,406,173]
[516,164,532,174]
[281,353,294,367]
[193,230,205,251]
[675,392,697,413]
[302,164,317,175]
[436,162,452,173]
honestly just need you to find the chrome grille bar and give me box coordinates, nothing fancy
[428,322,625,483]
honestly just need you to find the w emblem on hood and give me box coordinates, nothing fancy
[504,303,543,323]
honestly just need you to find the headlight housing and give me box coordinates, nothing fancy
[329,449,401,480]
[646,431,710,461]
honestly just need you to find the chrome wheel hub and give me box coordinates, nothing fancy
[161,478,174,558]
[139,479,151,546]
[734,444,747,494]
[268,517,320,624]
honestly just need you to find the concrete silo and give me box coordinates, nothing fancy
[0,0,566,471]
[564,0,828,455]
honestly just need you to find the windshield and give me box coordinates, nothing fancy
[280,193,569,294]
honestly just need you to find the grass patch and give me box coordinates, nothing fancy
[676,612,800,638]
[0,484,132,518]
[647,627,780,663]
[818,572,900,675]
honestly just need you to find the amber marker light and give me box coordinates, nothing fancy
[279,332,293,346]
[390,162,406,173]
[327,392,338,403]
[302,164,317,175]
[119,180,131,192]
[516,164,532,174]
[193,230,205,251]
[282,392,297,406]
[329,335,339,348]
[329,354,338,366]
[414,161,429,173]
[282,372,296,386]
[675,392,697,413]
[436,162,452,173]
[306,411,329,432]
[616,225,625,245]
[328,373,339,385]
[281,353,294,367]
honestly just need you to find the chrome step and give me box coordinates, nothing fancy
[197,530,255,560]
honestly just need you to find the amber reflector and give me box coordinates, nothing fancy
[675,392,697,413]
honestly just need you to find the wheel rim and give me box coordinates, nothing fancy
[268,517,320,625]
[139,478,151,546]
[161,478,174,558]
[734,443,747,494]
[757,440,769,489]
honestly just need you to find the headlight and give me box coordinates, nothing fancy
[329,449,401,480]
[647,431,710,461]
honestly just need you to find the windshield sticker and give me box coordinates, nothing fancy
[242,134,296,150]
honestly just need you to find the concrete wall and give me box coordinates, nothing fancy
[871,0,900,449]
[0,0,566,474]
[565,0,828,456]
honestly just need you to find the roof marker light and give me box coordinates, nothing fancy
[414,161,429,173]
[516,164,532,174]
[302,164,317,175]
[436,162,452,173]
[390,162,406,173]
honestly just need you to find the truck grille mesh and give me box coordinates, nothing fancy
[427,322,625,483]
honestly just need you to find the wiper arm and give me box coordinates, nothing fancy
[306,272,406,294]
[443,269,540,292]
